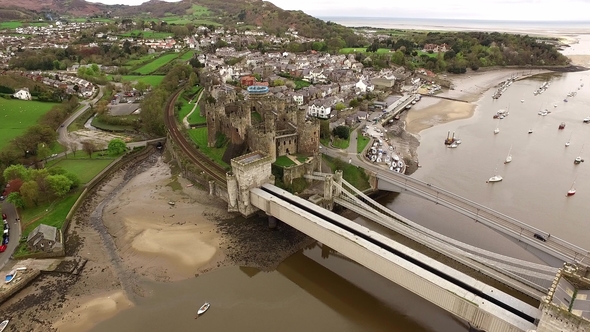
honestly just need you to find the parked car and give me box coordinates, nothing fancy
[3,236,9,245]
[0,244,6,253]
[533,233,547,242]
[1,213,6,220]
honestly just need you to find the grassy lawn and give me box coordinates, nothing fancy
[294,80,311,90]
[416,50,438,58]
[357,134,371,153]
[296,156,308,163]
[0,21,21,29]
[274,155,296,167]
[49,158,114,184]
[20,190,82,238]
[187,107,206,125]
[251,111,262,123]
[320,138,330,147]
[332,137,350,149]
[177,101,195,122]
[121,30,173,39]
[121,75,165,87]
[0,98,58,150]
[179,50,195,61]
[323,155,370,191]
[91,116,135,132]
[134,54,179,75]
[125,54,158,66]
[187,127,229,168]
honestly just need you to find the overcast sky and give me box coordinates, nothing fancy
[87,0,590,21]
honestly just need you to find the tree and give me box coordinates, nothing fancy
[6,179,23,194]
[3,164,28,181]
[6,192,25,209]
[47,174,73,197]
[349,99,360,108]
[68,141,78,157]
[37,143,51,163]
[334,102,346,111]
[332,126,350,140]
[82,141,97,158]
[107,138,127,156]
[20,181,39,206]
[319,120,330,140]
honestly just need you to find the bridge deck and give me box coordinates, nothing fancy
[250,184,538,332]
[376,172,590,266]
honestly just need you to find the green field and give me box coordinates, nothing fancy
[122,75,165,87]
[134,54,179,75]
[332,137,350,149]
[0,21,21,29]
[357,134,370,153]
[161,17,192,25]
[190,4,211,17]
[416,50,438,58]
[187,127,228,168]
[179,50,195,61]
[50,158,115,184]
[125,54,158,66]
[19,190,82,239]
[121,30,173,39]
[0,99,58,150]
[323,155,370,191]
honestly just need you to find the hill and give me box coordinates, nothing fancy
[0,0,361,46]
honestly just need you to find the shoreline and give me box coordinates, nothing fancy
[0,152,311,331]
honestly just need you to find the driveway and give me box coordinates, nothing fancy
[0,202,22,270]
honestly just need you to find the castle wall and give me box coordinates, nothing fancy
[282,154,322,185]
[276,134,298,156]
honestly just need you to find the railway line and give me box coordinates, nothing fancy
[164,89,228,185]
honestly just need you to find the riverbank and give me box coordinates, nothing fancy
[0,151,311,331]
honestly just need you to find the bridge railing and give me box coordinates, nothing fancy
[377,172,590,265]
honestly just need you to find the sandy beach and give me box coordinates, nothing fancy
[405,68,552,134]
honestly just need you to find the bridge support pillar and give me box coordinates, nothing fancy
[268,215,277,229]
[334,170,343,197]
[208,180,215,196]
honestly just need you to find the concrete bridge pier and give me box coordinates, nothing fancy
[268,215,277,229]
[208,180,216,196]
[334,170,343,197]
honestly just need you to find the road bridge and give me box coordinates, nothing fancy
[250,183,539,332]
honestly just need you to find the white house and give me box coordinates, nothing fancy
[307,101,332,119]
[13,88,31,100]
[293,94,304,106]
[355,79,374,93]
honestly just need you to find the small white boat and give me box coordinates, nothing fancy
[494,128,499,134]
[528,129,533,134]
[4,270,16,284]
[566,141,570,147]
[574,156,583,164]
[488,175,503,183]
[567,181,576,196]
[521,99,524,103]
[448,142,458,148]
[455,139,462,144]
[504,145,513,164]
[0,320,8,332]
[197,302,210,315]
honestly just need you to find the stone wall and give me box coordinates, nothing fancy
[276,134,298,157]
[537,304,590,332]
[282,154,322,185]
[230,151,274,216]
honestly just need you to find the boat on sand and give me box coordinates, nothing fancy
[4,270,16,284]
[0,319,8,332]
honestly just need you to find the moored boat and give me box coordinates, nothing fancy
[487,175,503,183]
[567,180,576,196]
[559,122,566,129]
[197,302,210,315]
[0,320,8,332]
[4,270,16,284]
[504,145,513,164]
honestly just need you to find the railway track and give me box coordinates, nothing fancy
[164,89,228,185]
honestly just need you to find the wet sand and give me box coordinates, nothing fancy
[405,68,551,134]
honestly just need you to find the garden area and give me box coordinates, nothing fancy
[176,86,204,125]
[357,134,371,153]
[187,127,229,168]
[0,98,58,150]
[323,155,371,191]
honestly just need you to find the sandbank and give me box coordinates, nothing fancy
[405,68,550,134]
[52,290,133,332]
[102,157,231,282]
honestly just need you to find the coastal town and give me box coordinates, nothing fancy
[0,0,589,331]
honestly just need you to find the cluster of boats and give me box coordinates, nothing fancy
[533,81,550,95]
[493,109,510,119]
[492,76,517,99]
[366,142,405,173]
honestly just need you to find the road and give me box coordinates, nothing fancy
[57,86,104,152]
[0,201,21,269]
[321,145,590,266]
